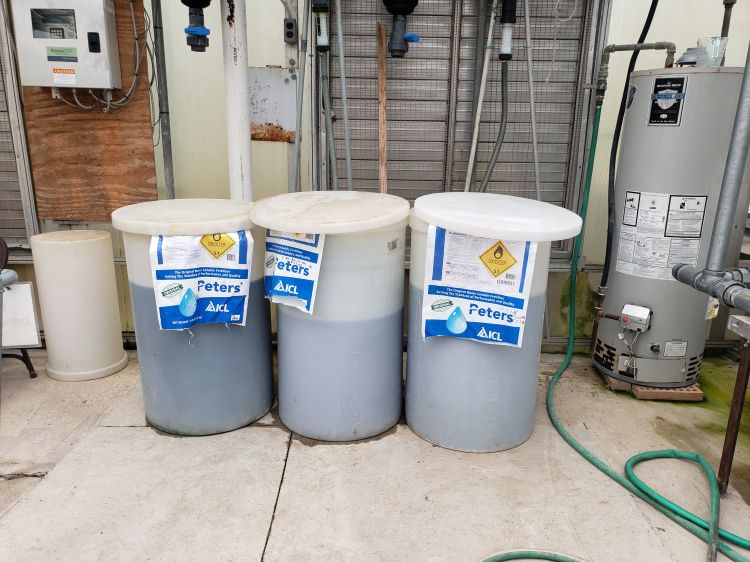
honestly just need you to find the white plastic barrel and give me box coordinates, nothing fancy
[30,231,128,381]
[112,199,273,436]
[406,193,582,452]
[250,191,410,441]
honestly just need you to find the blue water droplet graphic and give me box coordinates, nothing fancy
[179,288,197,317]
[446,306,468,335]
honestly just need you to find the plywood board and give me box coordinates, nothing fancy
[21,0,156,222]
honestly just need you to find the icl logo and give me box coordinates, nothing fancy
[205,302,230,312]
[274,279,299,295]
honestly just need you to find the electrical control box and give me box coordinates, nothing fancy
[620,304,652,333]
[10,1,121,89]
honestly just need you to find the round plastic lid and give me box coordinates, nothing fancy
[250,191,410,234]
[112,199,253,236]
[413,192,582,241]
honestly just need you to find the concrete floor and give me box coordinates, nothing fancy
[0,351,748,561]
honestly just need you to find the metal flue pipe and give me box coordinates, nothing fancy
[673,41,750,313]
[705,41,750,275]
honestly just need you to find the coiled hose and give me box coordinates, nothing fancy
[484,106,750,562]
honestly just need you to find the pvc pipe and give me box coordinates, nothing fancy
[334,0,352,191]
[523,0,542,201]
[221,0,253,201]
[292,0,312,192]
[464,0,499,192]
[705,41,750,274]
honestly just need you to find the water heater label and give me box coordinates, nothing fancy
[616,190,703,281]
[648,76,686,126]
[421,225,537,347]
[264,230,324,314]
[665,195,706,237]
[664,340,688,358]
[149,231,252,331]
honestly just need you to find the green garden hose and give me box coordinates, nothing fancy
[484,105,750,562]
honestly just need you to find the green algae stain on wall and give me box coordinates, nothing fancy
[559,271,597,337]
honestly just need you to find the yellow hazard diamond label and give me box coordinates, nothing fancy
[480,240,517,277]
[201,233,235,259]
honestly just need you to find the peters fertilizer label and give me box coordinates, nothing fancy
[149,231,252,330]
[264,230,325,314]
[422,225,536,347]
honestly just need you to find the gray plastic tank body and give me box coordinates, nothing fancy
[275,227,406,441]
[114,202,274,437]
[406,233,551,453]
[130,280,272,436]
[277,307,403,440]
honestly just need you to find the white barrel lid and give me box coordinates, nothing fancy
[250,191,410,234]
[413,192,582,241]
[112,199,253,236]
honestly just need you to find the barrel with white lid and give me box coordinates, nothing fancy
[250,191,410,441]
[112,199,272,436]
[406,192,582,452]
[31,230,128,381]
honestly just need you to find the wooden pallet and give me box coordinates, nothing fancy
[600,373,704,402]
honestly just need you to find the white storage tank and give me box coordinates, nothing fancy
[406,193,581,452]
[30,231,128,381]
[250,191,410,441]
[113,199,273,436]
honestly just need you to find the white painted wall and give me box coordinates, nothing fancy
[583,0,750,264]
[149,0,311,201]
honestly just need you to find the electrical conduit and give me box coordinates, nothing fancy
[292,0,312,192]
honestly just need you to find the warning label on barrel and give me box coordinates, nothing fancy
[150,231,252,330]
[422,226,536,347]
[615,190,706,281]
[264,230,325,314]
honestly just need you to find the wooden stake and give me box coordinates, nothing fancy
[377,21,388,194]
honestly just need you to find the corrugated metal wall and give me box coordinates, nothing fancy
[329,0,600,232]
[0,38,28,248]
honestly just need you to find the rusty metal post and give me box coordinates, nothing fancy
[718,338,750,494]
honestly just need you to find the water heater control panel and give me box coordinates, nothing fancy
[620,304,652,333]
[10,1,121,89]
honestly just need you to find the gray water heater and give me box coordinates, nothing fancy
[593,67,750,387]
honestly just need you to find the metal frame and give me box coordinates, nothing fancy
[0,0,38,251]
